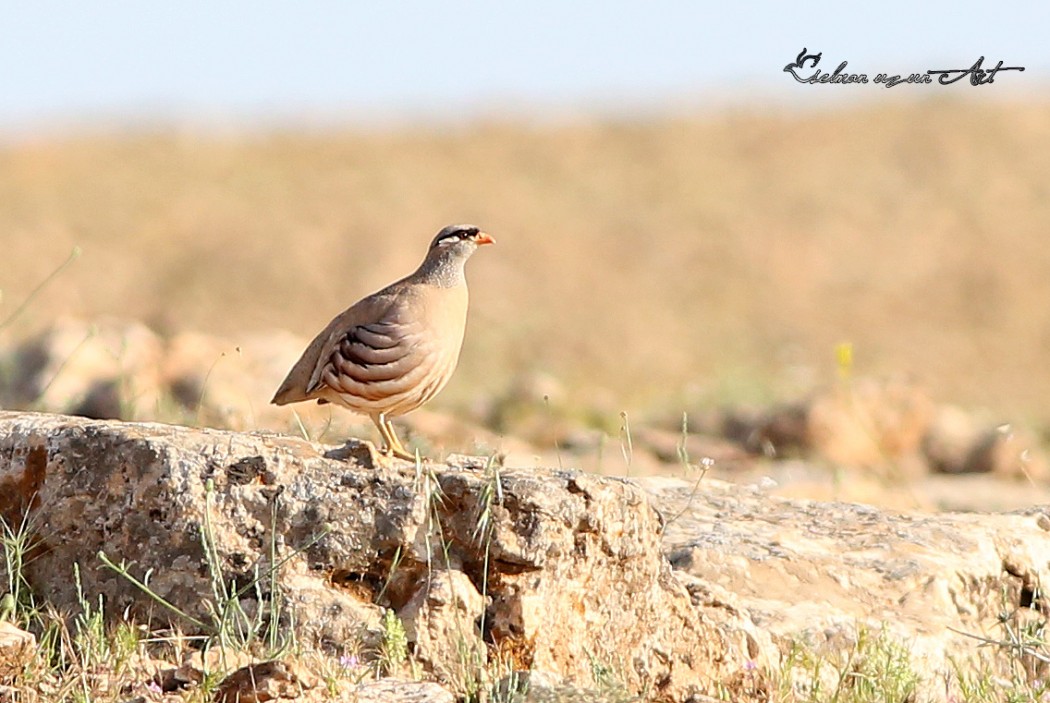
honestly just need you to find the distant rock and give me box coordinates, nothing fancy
[160,327,328,432]
[0,317,372,439]
[923,406,1049,481]
[4,322,1047,494]
[634,425,751,469]
[806,377,934,472]
[0,316,165,421]
[737,377,934,473]
[963,425,1049,480]
[715,377,1050,487]
[0,319,558,460]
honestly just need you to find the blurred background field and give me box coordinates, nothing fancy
[2,99,1049,421]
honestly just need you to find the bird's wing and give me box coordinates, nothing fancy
[320,319,419,388]
[270,284,428,406]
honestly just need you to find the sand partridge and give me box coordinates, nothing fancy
[271,224,494,460]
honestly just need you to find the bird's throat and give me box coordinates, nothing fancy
[418,255,467,288]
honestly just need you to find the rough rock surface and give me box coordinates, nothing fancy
[398,567,487,683]
[640,474,1050,697]
[0,621,35,684]
[348,678,455,703]
[4,411,1050,701]
[213,660,316,703]
[0,411,750,701]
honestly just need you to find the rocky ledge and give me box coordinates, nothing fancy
[1,411,1049,701]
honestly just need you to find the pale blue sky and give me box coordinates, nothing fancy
[0,1,1045,132]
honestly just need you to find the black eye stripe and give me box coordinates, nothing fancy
[430,225,480,249]
[439,231,473,244]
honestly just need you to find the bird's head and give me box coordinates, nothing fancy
[428,224,495,258]
[417,224,494,286]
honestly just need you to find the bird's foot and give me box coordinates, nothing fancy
[323,439,379,466]
[381,446,426,463]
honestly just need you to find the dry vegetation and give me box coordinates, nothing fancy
[1,98,1049,429]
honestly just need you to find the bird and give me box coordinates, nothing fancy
[271,224,494,460]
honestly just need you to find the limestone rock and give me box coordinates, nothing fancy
[493,669,637,702]
[0,317,164,421]
[161,329,302,431]
[398,568,486,684]
[214,660,316,703]
[182,645,255,677]
[921,404,984,474]
[0,411,749,701]
[348,678,454,703]
[732,378,935,474]
[634,425,752,469]
[956,425,1049,481]
[0,621,35,684]
[639,474,1050,699]
[6,410,1045,701]
[922,407,1049,480]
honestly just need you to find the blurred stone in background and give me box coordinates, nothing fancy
[3,316,1048,513]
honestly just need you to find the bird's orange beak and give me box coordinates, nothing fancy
[475,232,495,245]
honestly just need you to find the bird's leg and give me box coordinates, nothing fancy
[373,413,417,461]
[371,414,396,456]
[383,416,418,461]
